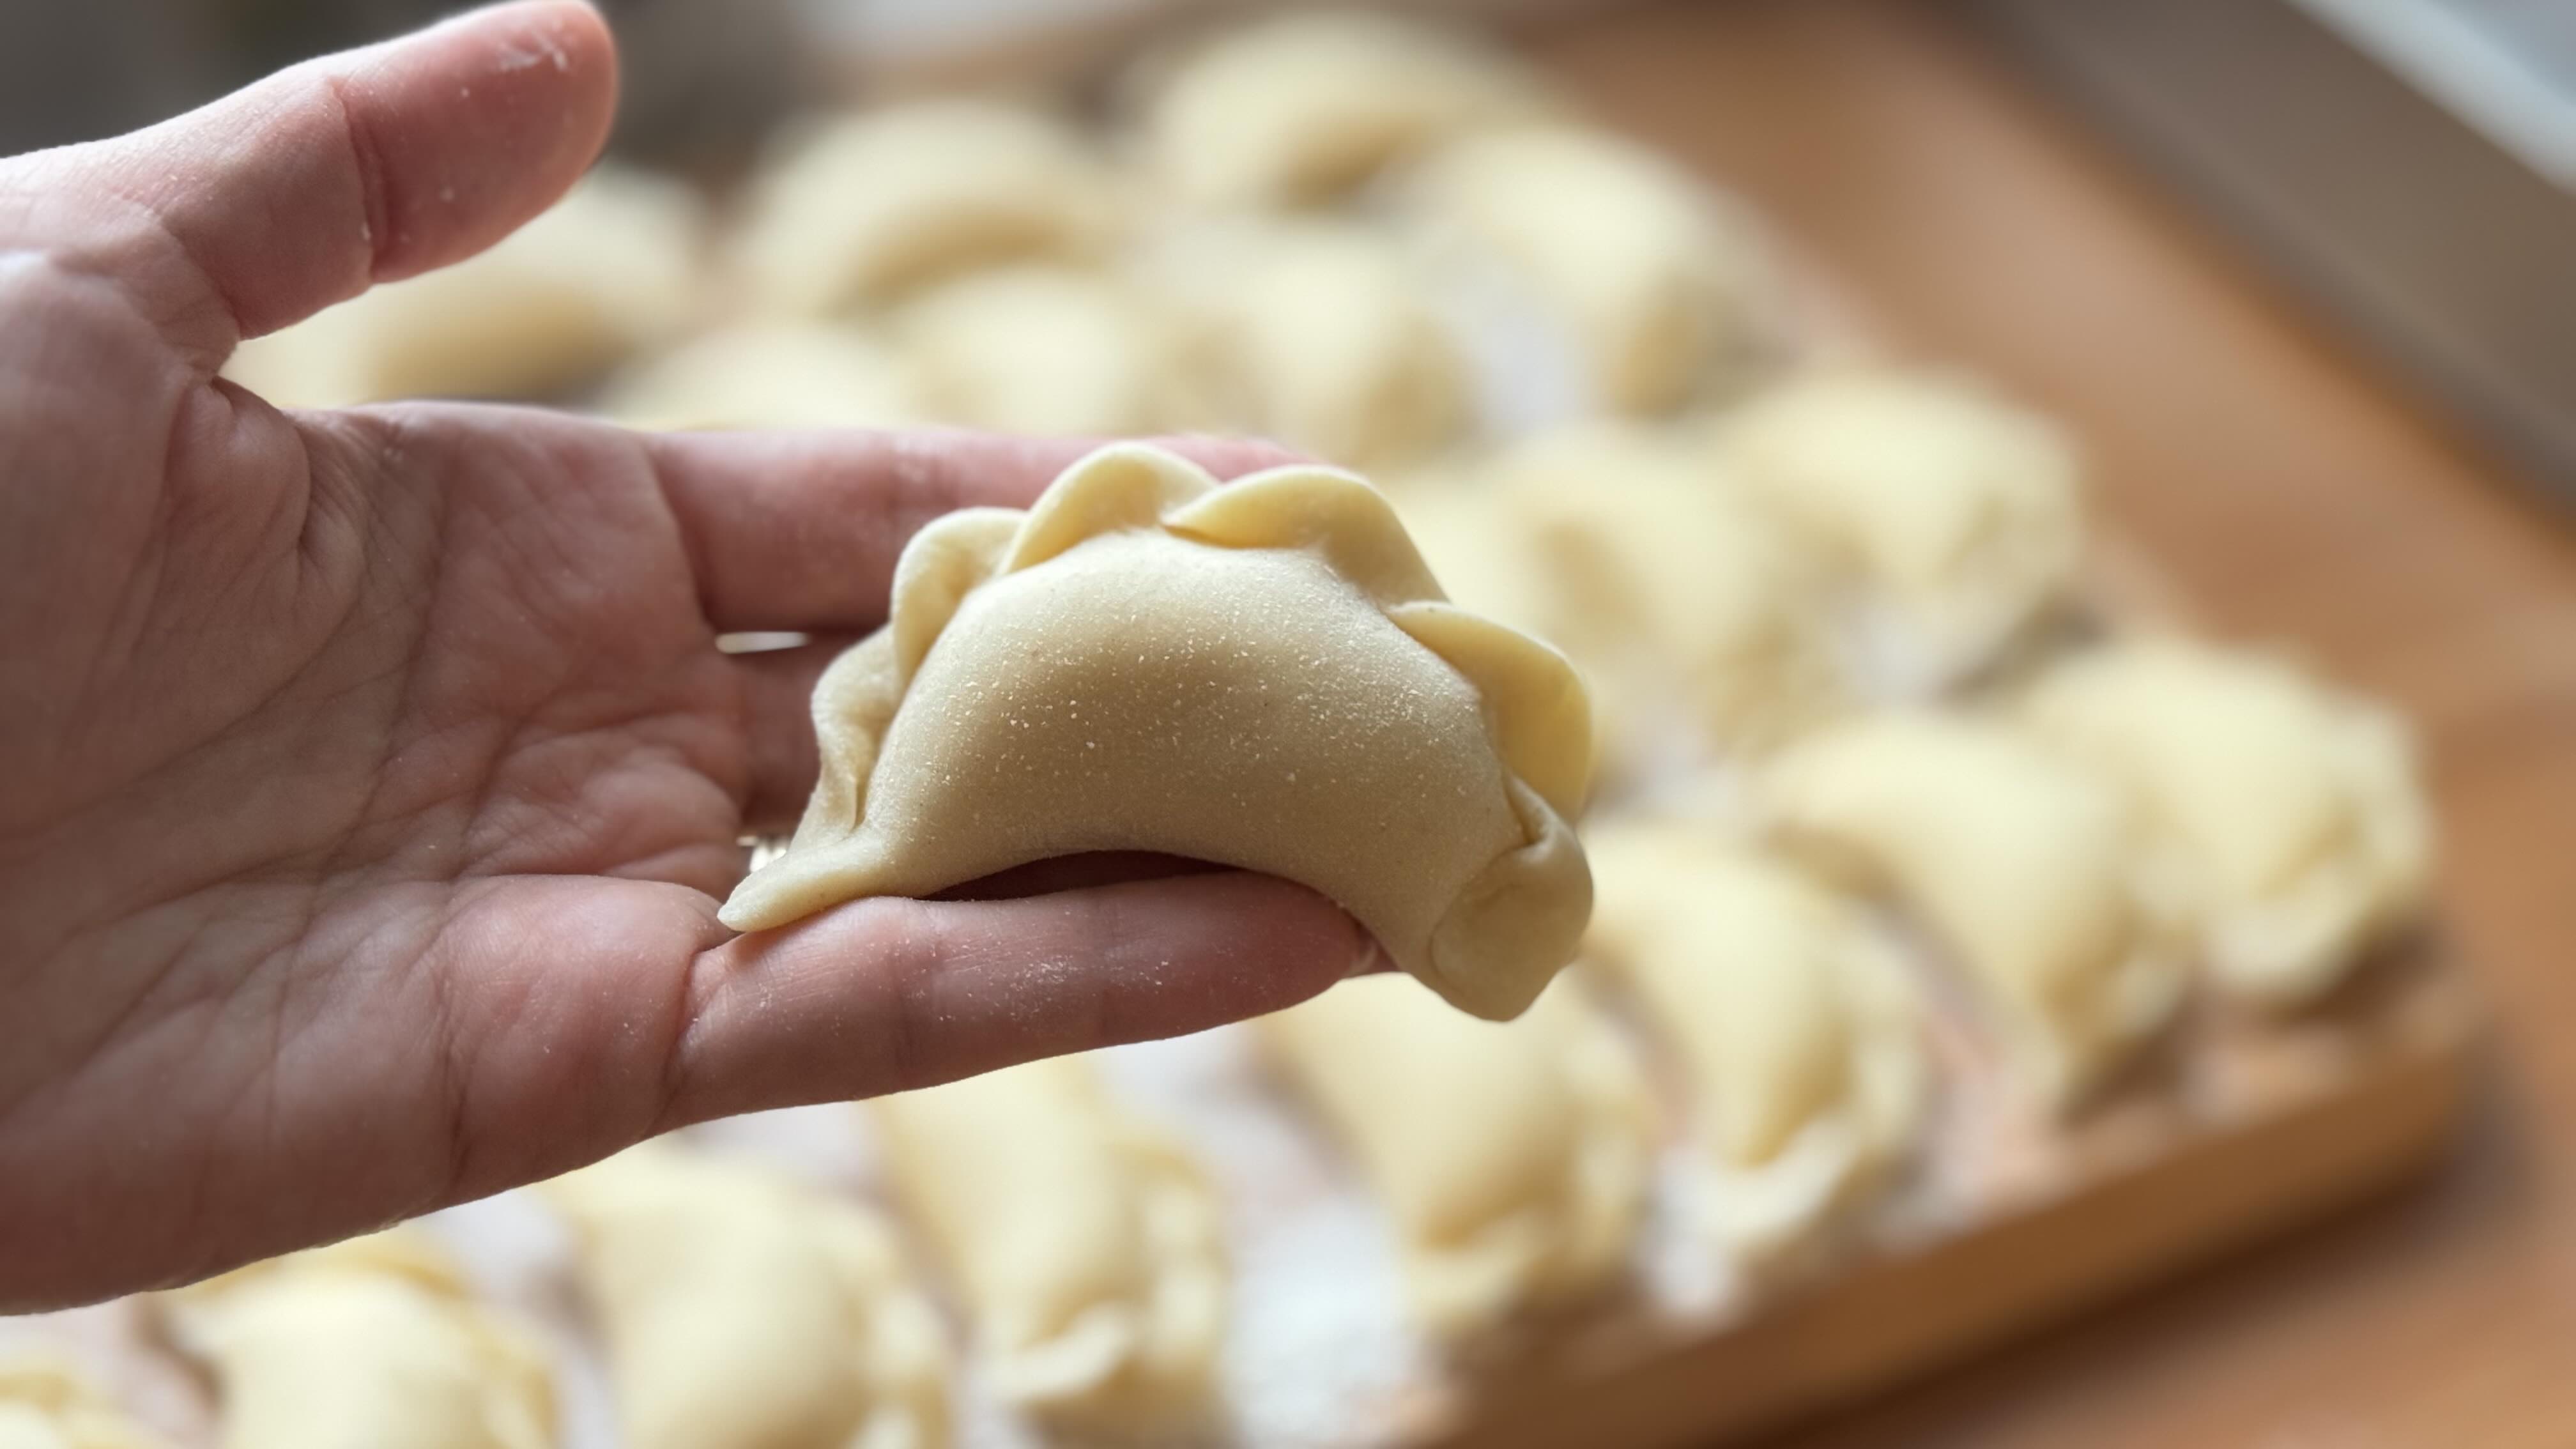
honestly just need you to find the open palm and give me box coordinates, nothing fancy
[0,2,1363,1310]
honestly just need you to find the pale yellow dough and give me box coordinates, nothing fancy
[157,1229,554,1449]
[1261,974,1655,1336]
[730,101,1114,315]
[1405,125,1765,413]
[894,266,1188,436]
[225,166,703,407]
[1138,9,1538,210]
[721,443,1594,1020]
[599,323,924,431]
[873,1057,1220,1428]
[1712,367,2083,689]
[1463,422,1841,754]
[2021,638,2432,1004]
[1582,820,1924,1270]
[1765,711,2183,1107]
[1190,219,1468,468]
[0,1360,164,1449]
[546,1143,950,1449]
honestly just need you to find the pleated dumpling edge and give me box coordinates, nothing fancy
[721,442,1595,1020]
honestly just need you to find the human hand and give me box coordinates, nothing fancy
[0,2,1368,1310]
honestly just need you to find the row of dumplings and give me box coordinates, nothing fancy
[224,9,1773,461]
[4,631,2425,1449]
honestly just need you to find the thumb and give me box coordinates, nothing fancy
[4,1,617,363]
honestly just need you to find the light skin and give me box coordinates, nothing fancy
[0,1,1369,1311]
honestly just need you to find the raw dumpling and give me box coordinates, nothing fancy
[226,166,703,407]
[873,1058,1218,1428]
[1404,125,1767,413]
[731,101,1116,315]
[1765,711,2182,1107]
[157,1229,554,1449]
[1137,9,1538,210]
[546,1143,949,1449]
[894,266,1189,436]
[2021,638,2432,1004]
[0,1359,165,1449]
[1713,368,2083,689]
[1581,820,1924,1270]
[721,442,1593,1020]
[598,324,924,431]
[1473,423,1841,754]
[1188,219,1468,467]
[1262,974,1653,1335]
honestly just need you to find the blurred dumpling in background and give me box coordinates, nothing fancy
[1182,218,1469,468]
[1261,974,1655,1338]
[1476,423,1842,756]
[0,1358,166,1449]
[2021,638,2432,1006]
[1765,710,2183,1110]
[730,100,1116,316]
[596,323,924,431]
[1712,367,2085,691]
[1136,8,1540,211]
[156,1229,554,1449]
[546,1144,950,1449]
[1403,125,1770,415]
[1392,477,1549,641]
[893,264,1193,436]
[1582,819,1924,1273]
[225,166,705,408]
[873,1057,1222,1431]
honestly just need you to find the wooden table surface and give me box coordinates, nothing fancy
[1529,1,2576,1443]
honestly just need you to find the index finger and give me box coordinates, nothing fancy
[646,427,1304,634]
